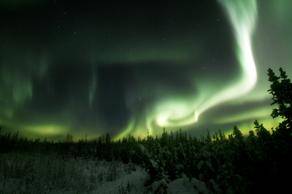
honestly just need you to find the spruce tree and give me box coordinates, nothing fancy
[268,68,292,130]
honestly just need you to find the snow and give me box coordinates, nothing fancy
[0,153,149,194]
[0,153,213,194]
[167,176,210,194]
[91,169,148,194]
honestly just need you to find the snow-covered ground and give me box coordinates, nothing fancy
[0,153,210,194]
[0,153,148,193]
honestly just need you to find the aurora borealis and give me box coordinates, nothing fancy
[0,0,291,139]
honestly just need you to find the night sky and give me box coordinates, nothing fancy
[0,0,291,139]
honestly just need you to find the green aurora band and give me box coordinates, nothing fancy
[1,0,290,139]
[115,0,258,138]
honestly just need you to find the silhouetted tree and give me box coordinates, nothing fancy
[254,120,270,142]
[268,68,292,130]
[232,126,243,141]
[65,134,74,142]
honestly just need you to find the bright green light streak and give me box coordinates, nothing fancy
[152,98,200,129]
[195,0,258,116]
[114,0,259,138]
[113,119,135,141]
[148,0,258,130]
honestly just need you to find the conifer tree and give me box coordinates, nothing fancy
[268,68,292,130]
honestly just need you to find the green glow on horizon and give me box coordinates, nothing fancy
[24,124,70,136]
[224,117,282,136]
[215,106,272,125]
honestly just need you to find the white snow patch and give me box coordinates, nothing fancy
[167,176,210,194]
